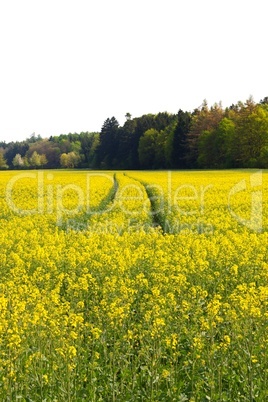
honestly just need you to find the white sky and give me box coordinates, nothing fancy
[0,0,267,142]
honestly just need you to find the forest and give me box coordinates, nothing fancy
[1,96,268,170]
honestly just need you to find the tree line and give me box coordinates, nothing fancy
[1,96,268,170]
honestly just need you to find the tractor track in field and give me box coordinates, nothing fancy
[124,173,166,234]
[64,173,168,234]
[142,181,165,232]
[62,173,119,232]
[97,173,118,212]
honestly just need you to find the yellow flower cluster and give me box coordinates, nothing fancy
[0,169,268,400]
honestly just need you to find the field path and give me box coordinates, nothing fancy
[124,172,165,232]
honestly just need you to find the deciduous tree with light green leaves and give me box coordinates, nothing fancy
[234,104,268,167]
[0,149,8,169]
[197,118,235,168]
[138,128,159,168]
[12,153,24,168]
[29,151,47,168]
[60,152,80,168]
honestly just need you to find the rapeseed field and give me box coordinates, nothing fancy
[1,170,268,401]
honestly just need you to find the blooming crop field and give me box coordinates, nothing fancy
[1,169,268,401]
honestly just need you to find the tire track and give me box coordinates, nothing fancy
[97,173,118,212]
[63,173,119,232]
[124,173,166,233]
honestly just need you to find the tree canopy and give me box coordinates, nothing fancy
[1,96,268,170]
